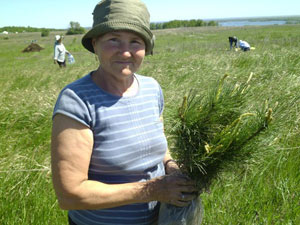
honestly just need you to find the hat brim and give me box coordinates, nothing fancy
[81,22,154,55]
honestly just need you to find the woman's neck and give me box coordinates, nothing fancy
[92,67,139,97]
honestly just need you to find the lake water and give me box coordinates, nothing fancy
[219,20,286,27]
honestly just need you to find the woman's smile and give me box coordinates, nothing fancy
[92,31,146,79]
[115,60,133,65]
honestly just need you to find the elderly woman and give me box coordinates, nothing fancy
[51,0,197,224]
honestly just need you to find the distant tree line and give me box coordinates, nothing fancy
[0,26,60,33]
[1,19,218,35]
[150,19,218,30]
[1,21,85,37]
[0,21,86,35]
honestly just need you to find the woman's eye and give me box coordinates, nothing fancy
[131,40,143,45]
[106,38,120,45]
[132,40,139,43]
[109,38,118,42]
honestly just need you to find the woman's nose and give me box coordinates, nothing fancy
[118,42,132,57]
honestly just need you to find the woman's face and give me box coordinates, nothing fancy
[92,31,146,79]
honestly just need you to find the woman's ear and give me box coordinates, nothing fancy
[92,38,98,54]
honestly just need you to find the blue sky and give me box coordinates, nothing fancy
[1,0,300,29]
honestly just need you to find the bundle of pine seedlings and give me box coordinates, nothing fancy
[170,73,273,191]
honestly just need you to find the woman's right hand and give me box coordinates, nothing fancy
[149,174,198,207]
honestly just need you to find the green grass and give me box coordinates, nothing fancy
[0,25,299,224]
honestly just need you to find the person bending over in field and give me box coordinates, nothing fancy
[51,0,197,224]
[238,40,251,51]
[229,36,238,50]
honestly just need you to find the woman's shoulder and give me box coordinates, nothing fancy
[135,74,160,87]
[62,72,95,93]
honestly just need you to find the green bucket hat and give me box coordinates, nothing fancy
[82,0,155,55]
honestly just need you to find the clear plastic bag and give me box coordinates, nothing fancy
[158,197,203,225]
[67,53,75,64]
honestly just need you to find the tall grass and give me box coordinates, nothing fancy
[0,25,299,224]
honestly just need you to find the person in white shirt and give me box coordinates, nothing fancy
[54,35,69,67]
[238,40,251,51]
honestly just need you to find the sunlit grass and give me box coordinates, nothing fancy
[0,25,299,224]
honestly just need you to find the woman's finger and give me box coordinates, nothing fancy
[169,174,195,186]
[179,185,198,193]
[171,198,192,207]
[179,193,197,202]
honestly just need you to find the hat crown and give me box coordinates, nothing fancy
[82,0,154,55]
[92,0,150,28]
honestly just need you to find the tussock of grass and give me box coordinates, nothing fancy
[170,74,274,191]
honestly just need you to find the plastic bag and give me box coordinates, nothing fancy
[158,197,203,225]
[67,53,75,64]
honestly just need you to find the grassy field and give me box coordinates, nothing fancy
[0,24,299,224]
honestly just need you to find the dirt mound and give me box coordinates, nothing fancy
[22,43,44,53]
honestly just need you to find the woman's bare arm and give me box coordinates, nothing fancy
[51,114,154,210]
[51,114,197,210]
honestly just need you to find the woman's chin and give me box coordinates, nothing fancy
[119,68,136,76]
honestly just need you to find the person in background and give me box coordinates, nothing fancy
[54,35,69,68]
[228,36,238,50]
[238,40,251,51]
[51,0,197,225]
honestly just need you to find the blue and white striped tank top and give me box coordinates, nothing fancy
[53,72,168,225]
